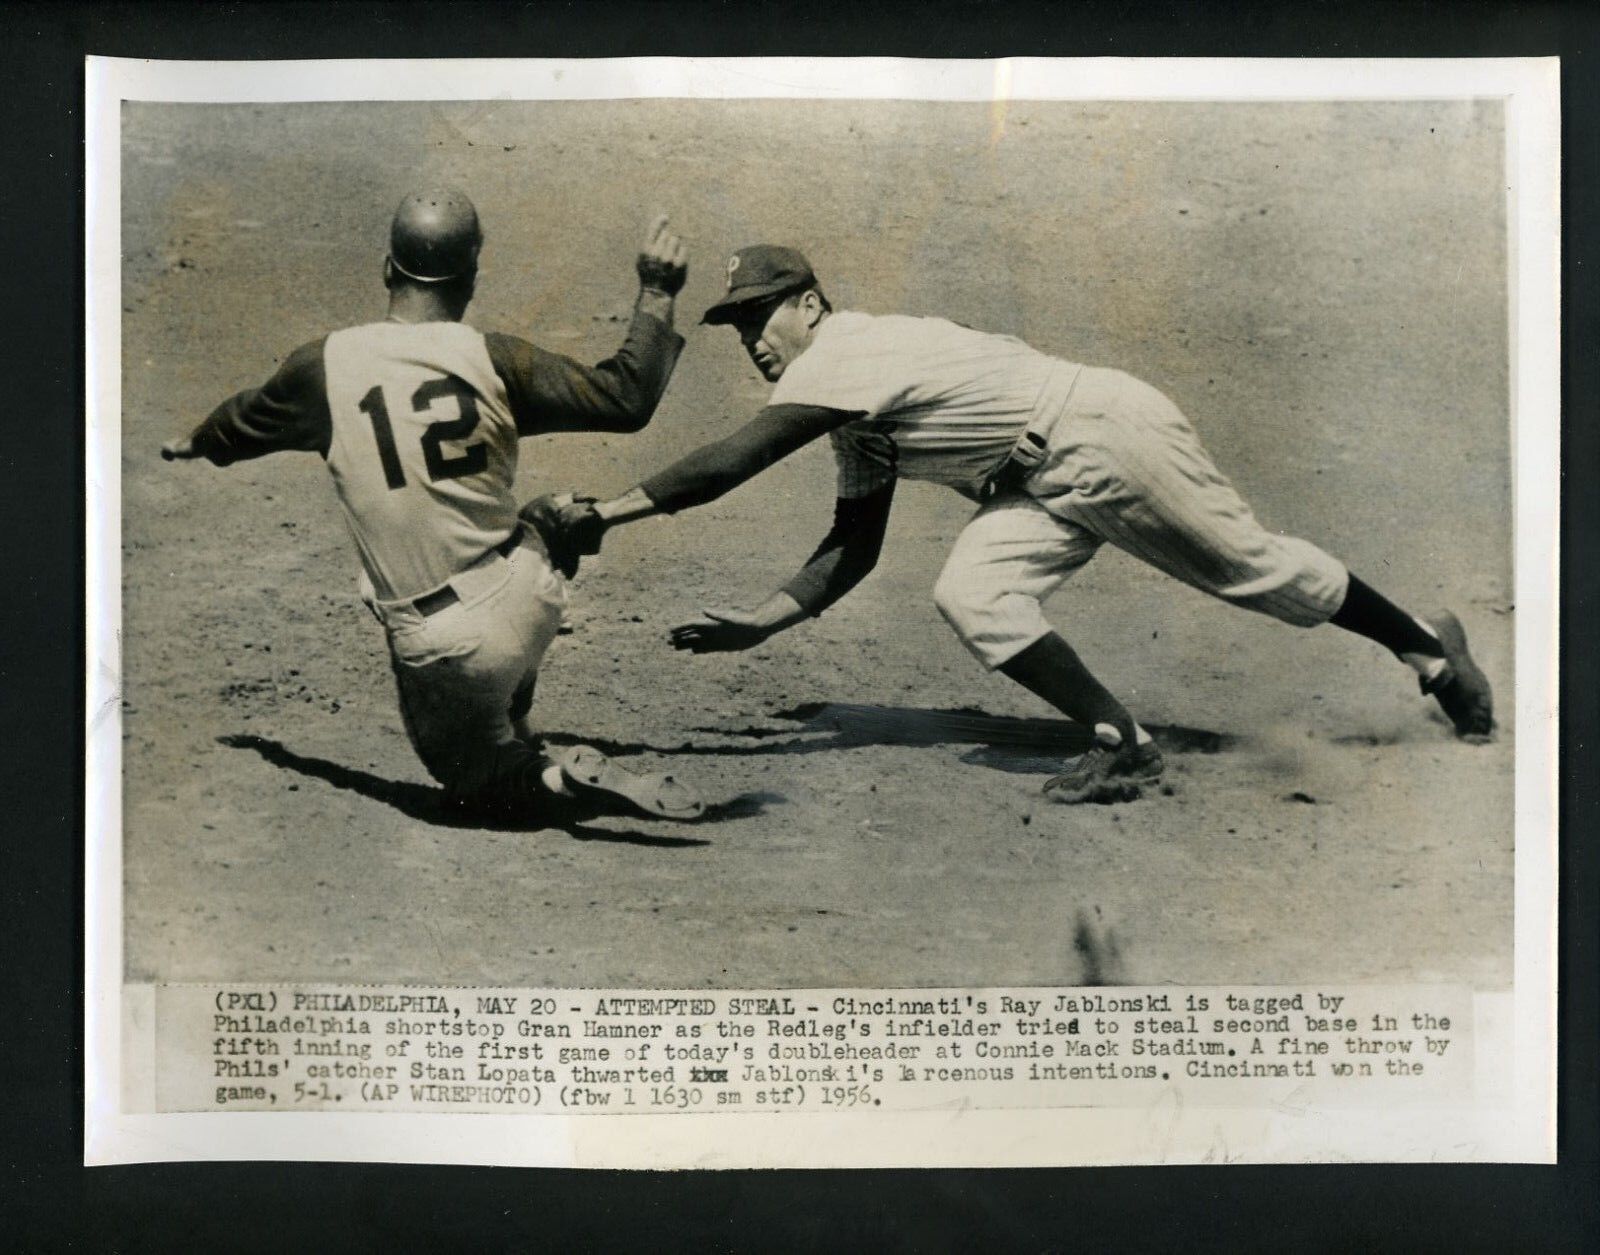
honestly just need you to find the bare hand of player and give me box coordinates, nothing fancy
[160,436,198,461]
[636,214,688,296]
[669,607,771,653]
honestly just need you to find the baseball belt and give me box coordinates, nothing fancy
[983,427,1051,499]
[409,527,523,617]
[981,360,1081,499]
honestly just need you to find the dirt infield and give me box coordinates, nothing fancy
[118,99,1513,990]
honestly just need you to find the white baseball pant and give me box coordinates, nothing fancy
[933,366,1350,669]
[369,531,568,799]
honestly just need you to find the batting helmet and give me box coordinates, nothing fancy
[388,188,483,283]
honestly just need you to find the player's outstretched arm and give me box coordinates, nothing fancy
[635,403,862,515]
[670,483,895,654]
[535,401,862,605]
[670,601,806,653]
[159,340,332,467]
[544,402,862,560]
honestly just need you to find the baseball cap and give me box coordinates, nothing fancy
[701,244,817,325]
[388,187,483,282]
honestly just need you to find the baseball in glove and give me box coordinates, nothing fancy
[518,492,606,578]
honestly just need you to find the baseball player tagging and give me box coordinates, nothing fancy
[553,243,1493,804]
[162,190,703,822]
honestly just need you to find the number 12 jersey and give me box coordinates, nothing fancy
[184,311,682,600]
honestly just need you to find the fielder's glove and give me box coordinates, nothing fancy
[518,493,606,578]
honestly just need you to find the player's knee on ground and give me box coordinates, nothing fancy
[429,737,553,810]
[932,565,1051,670]
[410,736,497,797]
[508,675,536,725]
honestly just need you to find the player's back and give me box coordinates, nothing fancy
[323,320,521,601]
[777,312,1063,418]
[773,311,1080,493]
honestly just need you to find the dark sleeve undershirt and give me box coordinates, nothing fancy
[638,403,865,514]
[781,482,896,615]
[188,337,332,465]
[485,307,685,436]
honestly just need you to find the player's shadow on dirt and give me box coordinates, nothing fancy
[217,734,770,847]
[547,703,1235,776]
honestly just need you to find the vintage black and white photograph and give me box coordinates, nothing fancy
[87,57,1557,1166]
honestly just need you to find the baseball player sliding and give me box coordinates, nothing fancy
[161,189,704,823]
[546,244,1494,804]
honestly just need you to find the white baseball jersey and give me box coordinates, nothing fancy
[753,312,1345,662]
[189,310,683,601]
[322,321,523,601]
[768,310,1083,498]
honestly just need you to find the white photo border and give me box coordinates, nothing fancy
[85,55,1559,1168]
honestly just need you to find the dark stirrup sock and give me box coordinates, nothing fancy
[1329,575,1444,659]
[998,632,1140,747]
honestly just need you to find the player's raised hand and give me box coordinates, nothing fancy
[636,214,688,296]
[669,607,771,654]
[160,435,199,461]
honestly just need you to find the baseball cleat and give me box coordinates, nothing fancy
[1419,611,1494,741]
[1043,737,1165,805]
[556,745,705,821]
